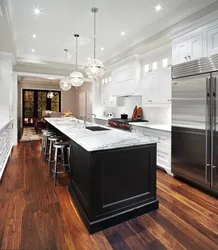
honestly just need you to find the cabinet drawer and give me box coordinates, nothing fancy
[157,147,170,161]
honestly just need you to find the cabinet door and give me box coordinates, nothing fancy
[207,26,218,56]
[102,83,109,105]
[158,67,171,104]
[142,72,159,104]
[175,40,189,64]
[188,34,203,61]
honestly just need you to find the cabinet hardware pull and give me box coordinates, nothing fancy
[184,56,188,60]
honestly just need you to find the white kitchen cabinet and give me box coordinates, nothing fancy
[172,21,218,65]
[142,66,171,105]
[158,67,171,104]
[102,82,117,106]
[142,72,159,105]
[175,40,189,64]
[189,34,203,61]
[173,34,203,64]
[131,125,172,175]
[206,26,218,56]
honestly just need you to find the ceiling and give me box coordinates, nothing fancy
[4,0,218,66]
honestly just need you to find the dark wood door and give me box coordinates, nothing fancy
[23,89,61,126]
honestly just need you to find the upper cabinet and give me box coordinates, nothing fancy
[142,55,171,106]
[110,56,141,96]
[206,26,218,56]
[172,21,218,65]
[173,34,203,65]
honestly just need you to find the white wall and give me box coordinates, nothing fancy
[0,53,18,144]
[75,82,93,118]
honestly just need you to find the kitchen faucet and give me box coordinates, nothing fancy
[84,113,96,126]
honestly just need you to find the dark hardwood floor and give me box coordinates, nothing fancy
[0,141,218,250]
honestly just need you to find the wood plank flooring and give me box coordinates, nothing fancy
[0,141,218,250]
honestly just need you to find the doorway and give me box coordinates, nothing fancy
[22,89,61,126]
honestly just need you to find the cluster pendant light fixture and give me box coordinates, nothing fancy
[84,7,104,79]
[69,34,84,88]
[60,49,72,91]
[47,79,54,99]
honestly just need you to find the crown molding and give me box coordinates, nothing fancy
[104,1,218,68]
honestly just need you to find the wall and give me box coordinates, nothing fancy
[75,82,93,118]
[18,79,93,127]
[0,53,18,144]
[18,80,77,128]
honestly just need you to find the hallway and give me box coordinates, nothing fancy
[0,141,218,250]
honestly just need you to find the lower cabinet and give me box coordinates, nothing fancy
[131,125,172,174]
[0,120,13,179]
[68,139,158,233]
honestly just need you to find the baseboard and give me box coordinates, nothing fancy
[68,185,159,234]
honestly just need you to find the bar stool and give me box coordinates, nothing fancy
[42,130,55,160]
[48,135,63,170]
[52,141,71,185]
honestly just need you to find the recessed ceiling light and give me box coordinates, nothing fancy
[48,77,54,80]
[101,47,104,51]
[88,57,91,60]
[33,34,36,38]
[121,32,126,36]
[34,8,41,15]
[32,49,35,52]
[155,4,162,12]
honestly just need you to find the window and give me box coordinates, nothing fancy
[152,62,157,70]
[51,92,60,112]
[102,79,105,85]
[105,78,108,84]
[144,64,149,73]
[162,58,168,67]
[109,76,112,82]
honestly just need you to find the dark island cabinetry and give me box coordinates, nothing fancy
[68,140,158,233]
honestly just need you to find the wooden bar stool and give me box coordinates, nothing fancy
[52,142,71,185]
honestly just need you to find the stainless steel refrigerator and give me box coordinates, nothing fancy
[172,54,218,196]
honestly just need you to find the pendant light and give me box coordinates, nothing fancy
[47,79,54,99]
[69,34,84,88]
[60,49,72,91]
[84,7,104,79]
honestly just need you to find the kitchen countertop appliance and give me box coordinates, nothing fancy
[172,53,218,196]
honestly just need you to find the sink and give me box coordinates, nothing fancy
[85,126,110,131]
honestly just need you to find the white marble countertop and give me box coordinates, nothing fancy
[45,118,157,152]
[0,118,14,133]
[129,122,171,132]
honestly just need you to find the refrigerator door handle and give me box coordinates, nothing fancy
[211,77,217,187]
[205,78,210,184]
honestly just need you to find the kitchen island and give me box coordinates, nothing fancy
[45,118,159,233]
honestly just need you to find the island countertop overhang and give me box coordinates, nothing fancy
[45,118,157,152]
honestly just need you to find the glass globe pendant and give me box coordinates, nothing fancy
[69,34,84,88]
[60,49,72,91]
[60,76,71,91]
[47,79,54,99]
[84,7,104,79]
[47,91,54,99]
